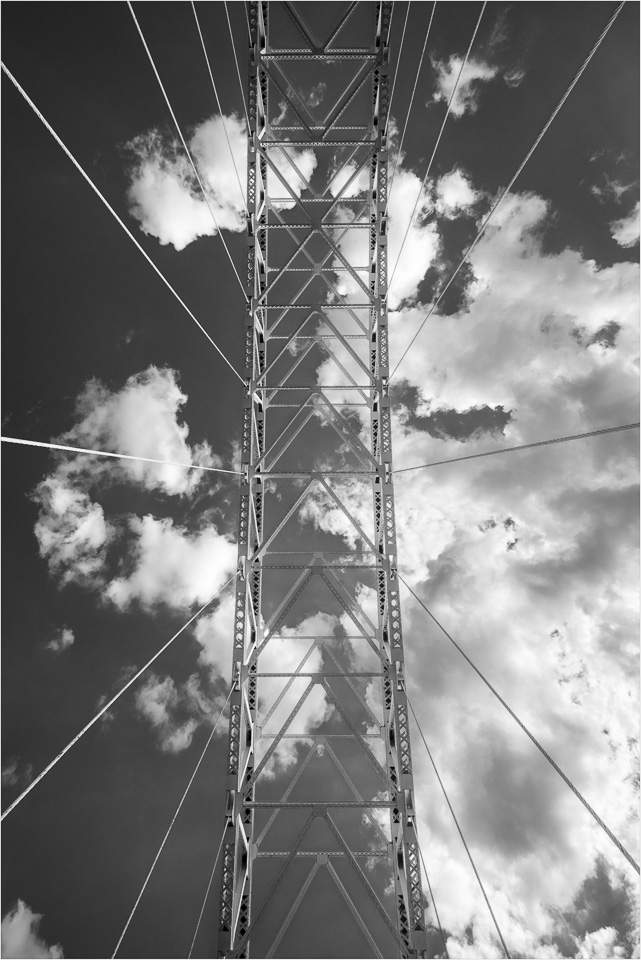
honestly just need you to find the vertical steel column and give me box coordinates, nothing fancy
[218,4,426,956]
[370,7,426,952]
[218,5,267,956]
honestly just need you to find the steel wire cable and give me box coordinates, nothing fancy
[386,0,411,133]
[393,422,640,474]
[1,436,242,475]
[417,842,450,958]
[0,575,237,821]
[112,687,233,958]
[225,0,251,132]
[400,576,640,875]
[191,1,248,209]
[128,2,247,300]
[244,0,252,44]
[188,820,229,958]
[0,63,245,385]
[389,1,487,288]
[387,2,436,203]
[391,1,626,380]
[408,697,511,959]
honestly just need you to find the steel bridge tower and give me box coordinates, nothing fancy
[217,3,427,956]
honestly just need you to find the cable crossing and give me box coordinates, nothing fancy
[391,0,626,380]
[417,843,449,959]
[0,62,245,385]
[128,1,248,300]
[191,0,248,210]
[390,1,487,287]
[224,0,250,132]
[112,687,233,958]
[0,575,237,822]
[188,820,229,958]
[387,2,436,203]
[399,575,640,875]
[0,436,242,475]
[393,422,641,474]
[408,697,511,959]
[386,0,411,133]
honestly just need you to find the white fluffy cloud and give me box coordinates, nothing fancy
[33,480,113,590]
[135,672,224,753]
[62,366,220,497]
[388,186,639,953]
[127,116,316,247]
[32,366,234,606]
[435,168,478,218]
[127,119,245,250]
[1,901,63,959]
[430,55,499,117]
[611,201,640,248]
[46,627,75,653]
[387,168,441,308]
[107,515,236,611]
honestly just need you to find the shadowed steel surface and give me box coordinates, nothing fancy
[217,4,427,956]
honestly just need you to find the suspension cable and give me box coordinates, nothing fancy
[389,1,487,287]
[244,1,252,44]
[391,1,626,380]
[387,2,436,203]
[386,0,411,133]
[417,841,450,959]
[400,576,640,875]
[1,575,237,822]
[112,687,233,958]
[393,422,640,474]
[224,0,251,132]
[127,2,247,300]
[188,819,229,958]
[191,1,248,209]
[408,697,510,958]
[1,436,242,476]
[0,62,245,385]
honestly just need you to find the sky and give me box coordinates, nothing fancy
[1,2,639,959]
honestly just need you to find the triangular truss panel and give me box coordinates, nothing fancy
[217,4,427,957]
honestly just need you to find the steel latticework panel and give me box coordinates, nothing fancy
[217,3,427,956]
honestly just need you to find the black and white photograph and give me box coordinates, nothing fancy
[1,3,639,958]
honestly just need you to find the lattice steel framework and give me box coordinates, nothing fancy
[217,3,426,956]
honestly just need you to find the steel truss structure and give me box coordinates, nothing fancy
[217,3,426,956]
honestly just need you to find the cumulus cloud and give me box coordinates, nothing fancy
[46,627,75,653]
[300,169,639,953]
[430,55,499,117]
[60,366,220,497]
[32,366,233,605]
[385,186,639,953]
[107,515,236,611]
[435,168,479,218]
[126,115,316,247]
[126,118,246,250]
[135,672,224,753]
[1,901,63,959]
[611,201,640,248]
[32,480,113,590]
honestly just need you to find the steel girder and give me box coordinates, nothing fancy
[217,4,426,957]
